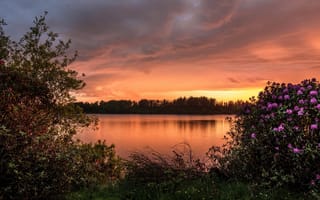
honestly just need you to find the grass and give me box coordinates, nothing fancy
[65,184,120,200]
[65,146,317,200]
[65,179,311,200]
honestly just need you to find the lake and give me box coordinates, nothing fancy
[76,114,233,159]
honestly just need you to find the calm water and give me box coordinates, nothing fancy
[76,114,233,158]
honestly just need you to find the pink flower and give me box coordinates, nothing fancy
[275,146,279,151]
[293,148,302,154]
[297,90,303,95]
[316,174,320,180]
[310,98,317,104]
[274,124,285,132]
[278,124,285,131]
[299,99,305,104]
[286,109,293,114]
[284,95,290,100]
[298,108,304,116]
[288,143,293,149]
[310,90,318,96]
[251,133,256,139]
[311,124,318,130]
[316,104,320,110]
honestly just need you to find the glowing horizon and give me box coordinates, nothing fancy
[74,88,263,103]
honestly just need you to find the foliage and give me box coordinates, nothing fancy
[65,158,310,200]
[0,13,121,199]
[76,97,246,114]
[119,144,216,200]
[66,181,311,200]
[209,79,320,192]
[73,141,123,188]
[65,185,120,200]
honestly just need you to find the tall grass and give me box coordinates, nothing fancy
[65,143,311,200]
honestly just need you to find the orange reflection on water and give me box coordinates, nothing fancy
[76,114,233,159]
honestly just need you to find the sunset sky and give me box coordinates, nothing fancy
[1,0,320,102]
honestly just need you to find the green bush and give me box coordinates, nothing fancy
[0,13,122,199]
[209,79,320,192]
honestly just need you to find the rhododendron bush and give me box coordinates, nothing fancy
[210,79,320,191]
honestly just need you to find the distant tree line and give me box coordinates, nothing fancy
[75,96,248,114]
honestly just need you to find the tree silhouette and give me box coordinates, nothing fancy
[76,97,247,115]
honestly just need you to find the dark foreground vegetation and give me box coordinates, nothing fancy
[1,14,320,199]
[0,14,121,199]
[65,147,312,200]
[76,97,246,115]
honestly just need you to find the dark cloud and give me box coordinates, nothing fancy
[246,77,266,83]
[2,0,320,63]
[84,73,119,83]
[50,0,188,56]
[140,45,161,55]
[1,0,243,62]
[195,0,239,29]
[1,0,320,101]
[228,77,240,83]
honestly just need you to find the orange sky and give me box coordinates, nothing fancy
[2,0,320,102]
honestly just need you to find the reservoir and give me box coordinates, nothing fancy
[76,114,233,159]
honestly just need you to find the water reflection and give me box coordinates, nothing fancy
[76,115,233,159]
[176,120,216,133]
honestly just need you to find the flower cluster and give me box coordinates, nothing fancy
[227,79,320,189]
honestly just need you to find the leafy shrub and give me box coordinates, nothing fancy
[0,13,122,199]
[73,141,123,188]
[209,79,320,191]
[0,125,121,199]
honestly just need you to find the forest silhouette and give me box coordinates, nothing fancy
[76,96,247,114]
